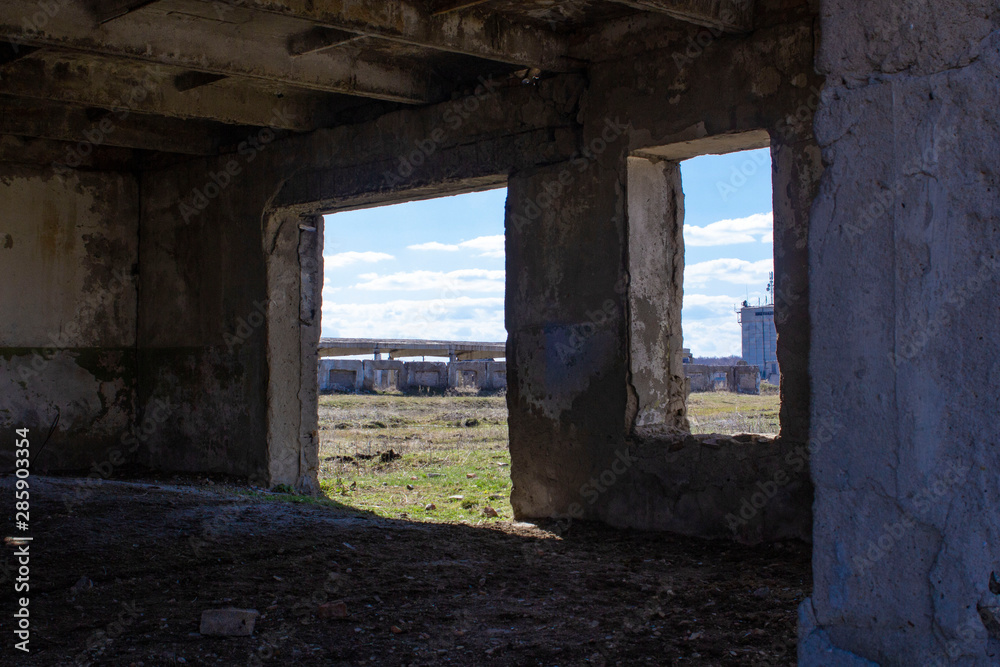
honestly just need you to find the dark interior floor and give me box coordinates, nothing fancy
[0,477,809,666]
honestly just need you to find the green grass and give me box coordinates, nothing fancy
[313,390,782,523]
[686,390,781,435]
[317,393,511,524]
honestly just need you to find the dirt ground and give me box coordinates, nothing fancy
[0,476,809,666]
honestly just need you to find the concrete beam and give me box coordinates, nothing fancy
[0,1,435,104]
[0,96,231,155]
[286,27,360,56]
[430,1,493,16]
[208,0,572,71]
[0,54,338,131]
[0,40,39,65]
[91,0,163,24]
[606,0,754,32]
[174,71,228,92]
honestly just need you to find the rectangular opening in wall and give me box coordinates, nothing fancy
[627,132,786,439]
[679,146,778,436]
[317,188,511,521]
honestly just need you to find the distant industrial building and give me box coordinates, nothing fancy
[739,297,779,384]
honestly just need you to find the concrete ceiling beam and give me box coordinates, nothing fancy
[0,54,331,131]
[205,0,572,71]
[606,0,755,32]
[0,1,436,104]
[90,0,163,24]
[286,26,361,56]
[0,95,231,155]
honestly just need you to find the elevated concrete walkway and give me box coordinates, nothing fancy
[318,338,506,361]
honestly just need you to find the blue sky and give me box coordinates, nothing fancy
[322,148,773,357]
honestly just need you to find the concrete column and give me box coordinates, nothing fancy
[802,3,1000,662]
[625,157,688,435]
[769,130,822,443]
[506,156,630,521]
[264,210,321,493]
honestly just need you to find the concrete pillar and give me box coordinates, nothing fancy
[801,3,1000,663]
[264,210,321,493]
[506,156,630,521]
[770,129,822,443]
[625,157,688,435]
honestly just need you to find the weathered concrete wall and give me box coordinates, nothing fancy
[685,364,761,395]
[137,155,274,483]
[363,360,404,392]
[0,161,138,471]
[319,359,507,392]
[802,2,1000,664]
[319,360,365,392]
[404,362,449,390]
[507,5,822,537]
[613,434,812,543]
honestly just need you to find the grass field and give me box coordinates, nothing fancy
[316,389,780,524]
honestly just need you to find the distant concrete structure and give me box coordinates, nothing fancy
[318,339,507,393]
[739,303,779,384]
[318,338,505,361]
[685,363,760,394]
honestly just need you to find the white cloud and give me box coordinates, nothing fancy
[408,235,505,259]
[408,242,459,252]
[684,212,773,247]
[685,258,773,288]
[324,251,394,268]
[683,293,743,317]
[322,296,505,342]
[457,235,504,258]
[351,269,505,293]
[681,315,743,357]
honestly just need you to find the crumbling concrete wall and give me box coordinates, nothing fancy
[363,360,404,392]
[404,362,449,390]
[685,364,761,395]
[319,360,364,392]
[0,156,138,472]
[801,2,1000,664]
[507,6,822,542]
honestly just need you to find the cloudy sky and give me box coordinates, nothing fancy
[322,147,773,357]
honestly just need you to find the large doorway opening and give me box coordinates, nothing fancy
[317,189,511,523]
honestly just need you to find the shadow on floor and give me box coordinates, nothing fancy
[0,476,809,666]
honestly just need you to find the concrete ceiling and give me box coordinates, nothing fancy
[0,0,756,155]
